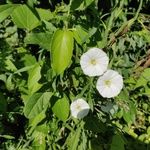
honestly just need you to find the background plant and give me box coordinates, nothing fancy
[0,0,150,149]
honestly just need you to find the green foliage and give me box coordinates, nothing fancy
[52,96,70,121]
[24,92,52,119]
[0,0,150,149]
[11,4,40,31]
[51,29,74,75]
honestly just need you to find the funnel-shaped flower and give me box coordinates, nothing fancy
[96,70,123,98]
[70,99,90,119]
[80,48,109,76]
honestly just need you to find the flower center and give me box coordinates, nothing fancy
[76,104,82,111]
[90,59,97,65]
[104,80,111,87]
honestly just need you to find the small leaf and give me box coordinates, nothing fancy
[52,96,69,121]
[25,32,52,50]
[51,29,74,75]
[24,92,53,119]
[11,5,40,31]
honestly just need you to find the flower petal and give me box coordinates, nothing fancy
[96,69,123,98]
[70,98,90,119]
[80,48,109,76]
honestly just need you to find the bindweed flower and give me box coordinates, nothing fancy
[96,69,123,98]
[80,48,109,76]
[70,98,90,119]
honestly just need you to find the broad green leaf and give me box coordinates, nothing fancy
[25,32,52,50]
[52,96,69,121]
[51,29,74,75]
[36,8,53,21]
[110,134,125,150]
[0,93,7,113]
[24,92,53,119]
[11,5,40,31]
[28,63,42,94]
[0,4,17,22]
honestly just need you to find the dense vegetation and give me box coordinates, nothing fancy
[0,0,150,149]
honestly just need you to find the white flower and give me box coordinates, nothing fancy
[96,69,123,98]
[80,48,109,76]
[70,98,90,119]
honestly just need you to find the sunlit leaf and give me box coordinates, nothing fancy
[24,92,53,119]
[11,4,40,31]
[0,4,17,22]
[51,29,74,75]
[52,96,70,121]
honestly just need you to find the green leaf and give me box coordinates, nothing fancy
[32,130,46,150]
[24,92,53,119]
[22,54,37,67]
[110,134,125,150]
[0,4,17,23]
[6,74,14,91]
[135,68,150,88]
[5,58,17,72]
[28,110,46,135]
[52,96,70,121]
[36,8,53,21]
[51,29,74,75]
[84,116,106,133]
[25,32,52,50]
[67,127,81,150]
[123,101,136,124]
[11,5,40,31]
[73,26,88,45]
[28,63,42,94]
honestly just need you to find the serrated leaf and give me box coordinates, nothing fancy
[24,92,53,119]
[51,29,74,75]
[11,4,40,31]
[52,96,69,121]
[25,32,52,50]
[0,4,17,23]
